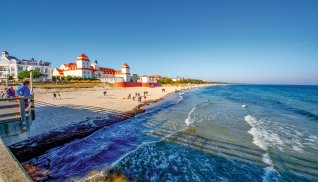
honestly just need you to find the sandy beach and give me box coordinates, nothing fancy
[30,85,204,137]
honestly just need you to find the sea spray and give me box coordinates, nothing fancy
[262,153,273,166]
[244,115,279,181]
[177,92,184,103]
[244,115,268,150]
[185,106,196,126]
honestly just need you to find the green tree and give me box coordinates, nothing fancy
[18,70,43,79]
[65,75,73,81]
[159,77,172,84]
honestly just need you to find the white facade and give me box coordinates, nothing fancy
[53,55,157,86]
[0,51,51,81]
[52,53,92,78]
[138,76,158,83]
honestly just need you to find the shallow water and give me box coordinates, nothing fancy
[28,85,318,181]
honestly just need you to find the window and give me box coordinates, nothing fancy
[0,66,9,71]
[11,67,15,71]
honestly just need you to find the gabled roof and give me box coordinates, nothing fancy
[64,62,77,69]
[77,53,90,62]
[54,68,64,75]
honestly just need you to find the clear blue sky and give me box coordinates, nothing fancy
[1,0,318,84]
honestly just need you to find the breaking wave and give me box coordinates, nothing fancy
[185,106,196,126]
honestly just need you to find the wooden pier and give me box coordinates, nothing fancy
[0,96,35,145]
[0,97,35,181]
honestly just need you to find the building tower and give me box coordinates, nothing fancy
[1,51,9,58]
[76,53,91,78]
[121,63,131,82]
[91,60,99,69]
[76,53,90,69]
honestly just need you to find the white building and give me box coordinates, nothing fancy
[52,53,92,78]
[172,76,182,82]
[53,53,133,82]
[0,51,52,81]
[53,53,160,87]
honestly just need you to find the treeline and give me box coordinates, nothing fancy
[176,78,207,84]
[158,77,209,84]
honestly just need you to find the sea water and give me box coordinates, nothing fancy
[28,85,318,181]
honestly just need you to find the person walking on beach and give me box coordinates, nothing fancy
[128,93,131,99]
[103,91,107,96]
[133,96,135,101]
[16,81,31,107]
[144,95,147,102]
[53,91,57,100]
[138,96,142,103]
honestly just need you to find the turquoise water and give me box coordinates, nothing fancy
[28,85,318,181]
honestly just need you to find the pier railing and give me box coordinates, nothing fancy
[0,96,35,139]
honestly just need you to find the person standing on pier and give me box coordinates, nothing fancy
[16,81,31,107]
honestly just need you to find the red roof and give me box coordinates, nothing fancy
[122,63,129,68]
[65,62,77,69]
[55,68,64,75]
[115,70,122,74]
[149,75,162,78]
[100,67,116,75]
[77,53,90,61]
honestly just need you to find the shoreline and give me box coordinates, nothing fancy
[9,93,168,162]
[8,84,216,181]
[9,84,214,162]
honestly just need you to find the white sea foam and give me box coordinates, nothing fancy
[262,153,273,166]
[177,95,184,103]
[292,145,303,152]
[244,115,268,150]
[244,115,286,151]
[261,153,278,181]
[111,126,188,168]
[262,166,275,182]
[185,106,196,126]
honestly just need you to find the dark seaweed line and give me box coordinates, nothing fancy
[9,98,166,162]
